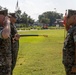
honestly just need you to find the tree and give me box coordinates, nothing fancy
[21,12,28,23]
[27,16,34,25]
[40,17,50,24]
[38,11,63,26]
[16,9,21,14]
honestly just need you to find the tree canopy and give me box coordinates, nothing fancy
[15,9,34,26]
[38,11,63,26]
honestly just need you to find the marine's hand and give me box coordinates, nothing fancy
[12,33,20,43]
[1,16,11,39]
[71,65,76,73]
[14,33,20,40]
[4,16,10,26]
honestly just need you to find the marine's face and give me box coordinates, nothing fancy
[64,15,76,31]
[10,16,16,24]
[67,15,76,25]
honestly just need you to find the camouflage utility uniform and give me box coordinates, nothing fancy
[0,26,12,75]
[63,25,76,75]
[11,24,19,73]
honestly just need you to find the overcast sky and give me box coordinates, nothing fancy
[0,0,76,21]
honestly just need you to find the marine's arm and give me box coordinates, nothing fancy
[1,16,10,39]
[71,29,76,72]
[74,42,76,64]
[11,24,20,41]
[73,32,76,64]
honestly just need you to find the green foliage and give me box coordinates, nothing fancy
[15,9,21,15]
[21,12,28,24]
[27,16,34,24]
[20,12,34,26]
[17,25,64,30]
[39,11,63,25]
[13,29,65,75]
[40,17,50,24]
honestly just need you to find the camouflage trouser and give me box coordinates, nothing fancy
[11,40,19,75]
[65,66,76,75]
[0,38,12,75]
[0,55,12,75]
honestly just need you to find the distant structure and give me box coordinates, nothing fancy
[15,0,20,11]
[15,0,21,25]
[54,19,64,27]
[15,0,21,13]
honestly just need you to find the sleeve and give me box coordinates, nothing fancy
[0,30,3,38]
[13,25,17,33]
[73,29,76,42]
[11,24,17,36]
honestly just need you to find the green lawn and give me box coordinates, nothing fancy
[13,29,66,75]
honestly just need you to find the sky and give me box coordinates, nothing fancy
[0,0,76,21]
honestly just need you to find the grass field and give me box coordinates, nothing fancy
[13,29,66,75]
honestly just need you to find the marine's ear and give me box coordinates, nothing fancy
[63,16,71,31]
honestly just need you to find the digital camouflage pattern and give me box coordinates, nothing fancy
[11,40,19,70]
[11,24,19,73]
[63,25,76,75]
[0,26,12,75]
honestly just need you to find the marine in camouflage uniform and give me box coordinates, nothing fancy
[62,12,76,75]
[11,24,19,71]
[0,16,12,75]
[63,25,76,75]
[10,13,20,75]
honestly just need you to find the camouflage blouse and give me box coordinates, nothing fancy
[63,25,76,67]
